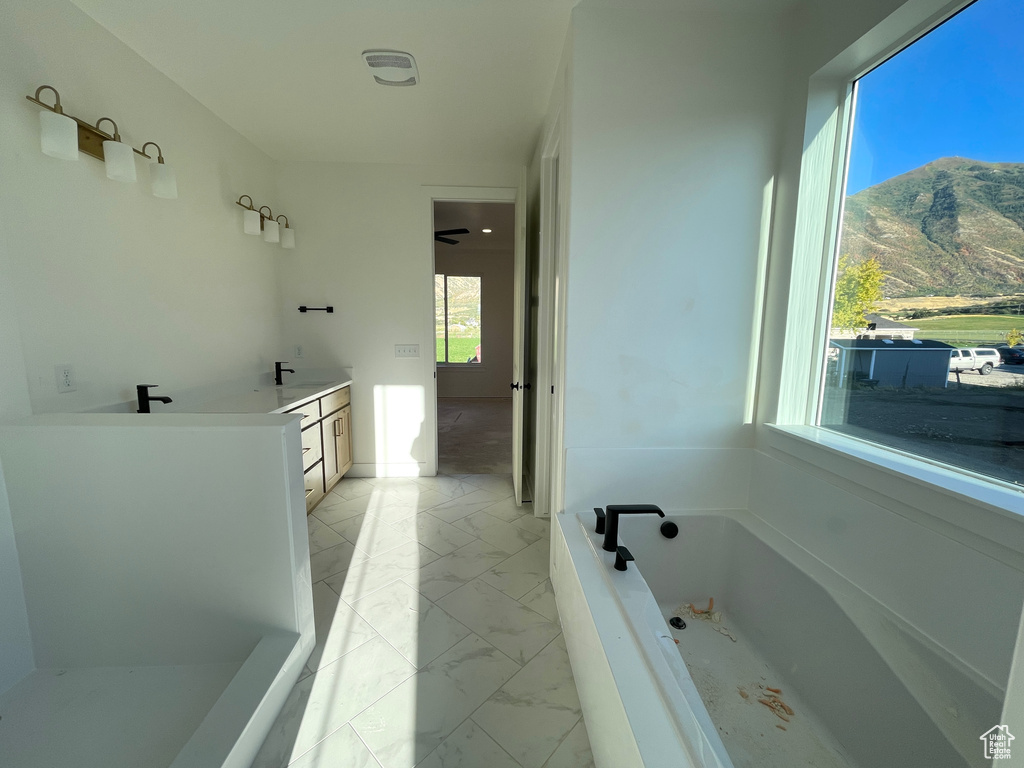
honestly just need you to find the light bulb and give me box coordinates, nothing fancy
[243,208,261,235]
[151,163,177,199]
[40,111,79,161]
[103,140,136,182]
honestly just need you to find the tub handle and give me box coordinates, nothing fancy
[593,507,606,534]
[614,545,634,572]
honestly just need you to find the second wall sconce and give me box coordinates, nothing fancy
[27,85,178,199]
[236,196,295,249]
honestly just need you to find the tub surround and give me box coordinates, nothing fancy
[0,414,315,768]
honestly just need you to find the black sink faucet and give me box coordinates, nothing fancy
[603,504,665,552]
[137,384,172,414]
[275,361,295,386]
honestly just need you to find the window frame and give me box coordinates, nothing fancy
[434,272,484,368]
[772,0,1024,520]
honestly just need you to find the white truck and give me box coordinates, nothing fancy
[949,347,1001,375]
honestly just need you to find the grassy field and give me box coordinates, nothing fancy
[911,314,1024,330]
[876,295,1024,313]
[437,337,480,363]
[910,314,1023,345]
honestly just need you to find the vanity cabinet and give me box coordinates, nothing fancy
[287,384,352,513]
[324,405,353,490]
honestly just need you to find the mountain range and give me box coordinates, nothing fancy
[841,157,1024,297]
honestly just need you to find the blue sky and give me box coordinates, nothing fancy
[846,0,1024,195]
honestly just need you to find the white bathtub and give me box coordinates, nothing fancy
[552,508,997,768]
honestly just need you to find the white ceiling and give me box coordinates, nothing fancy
[69,0,578,166]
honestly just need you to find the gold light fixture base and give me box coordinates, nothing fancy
[76,123,108,161]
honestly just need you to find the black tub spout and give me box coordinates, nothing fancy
[603,504,664,552]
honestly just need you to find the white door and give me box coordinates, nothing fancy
[511,171,528,504]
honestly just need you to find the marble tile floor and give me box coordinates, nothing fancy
[253,473,596,768]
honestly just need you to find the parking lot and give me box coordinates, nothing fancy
[948,363,1024,389]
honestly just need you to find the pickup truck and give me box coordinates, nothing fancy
[949,347,1002,375]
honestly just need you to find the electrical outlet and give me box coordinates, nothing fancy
[55,364,76,393]
[395,344,420,358]
[295,345,304,358]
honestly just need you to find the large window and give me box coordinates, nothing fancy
[821,0,1024,487]
[435,274,482,364]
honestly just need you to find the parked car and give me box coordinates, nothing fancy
[949,347,1002,375]
[995,346,1024,364]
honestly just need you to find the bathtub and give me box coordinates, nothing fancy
[552,508,994,768]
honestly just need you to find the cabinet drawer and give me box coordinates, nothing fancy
[321,386,350,416]
[286,400,320,427]
[304,460,324,513]
[301,423,322,471]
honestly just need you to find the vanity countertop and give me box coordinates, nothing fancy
[169,370,354,415]
[181,377,352,415]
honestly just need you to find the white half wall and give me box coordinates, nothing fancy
[0,0,284,415]
[0,414,312,669]
[435,246,514,398]
[0,461,33,694]
[275,162,523,476]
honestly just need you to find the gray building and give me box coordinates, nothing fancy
[829,338,953,388]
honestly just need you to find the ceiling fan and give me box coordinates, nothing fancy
[434,228,470,245]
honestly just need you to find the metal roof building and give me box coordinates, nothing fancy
[829,338,954,388]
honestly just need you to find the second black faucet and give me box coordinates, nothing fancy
[275,361,295,386]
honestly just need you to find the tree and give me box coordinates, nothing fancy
[832,255,887,331]
[1006,328,1024,347]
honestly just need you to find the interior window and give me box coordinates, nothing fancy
[819,0,1024,487]
[435,274,482,364]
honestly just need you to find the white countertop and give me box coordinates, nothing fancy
[180,377,352,415]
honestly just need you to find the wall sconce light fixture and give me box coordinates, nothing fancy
[236,196,296,249]
[26,85,177,199]
[278,216,295,249]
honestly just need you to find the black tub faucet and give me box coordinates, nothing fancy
[603,504,665,552]
[275,361,295,386]
[137,384,172,414]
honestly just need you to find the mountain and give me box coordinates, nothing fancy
[841,157,1024,297]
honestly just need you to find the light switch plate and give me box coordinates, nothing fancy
[395,344,420,358]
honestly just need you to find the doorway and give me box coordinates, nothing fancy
[432,198,521,478]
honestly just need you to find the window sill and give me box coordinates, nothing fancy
[436,363,487,370]
[764,424,1024,549]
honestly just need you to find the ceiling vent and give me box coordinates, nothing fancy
[362,50,419,87]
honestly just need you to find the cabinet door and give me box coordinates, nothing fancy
[337,405,353,477]
[323,410,343,493]
[304,460,325,514]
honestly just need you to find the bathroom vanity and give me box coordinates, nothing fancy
[177,375,354,513]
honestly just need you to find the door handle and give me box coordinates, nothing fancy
[510,382,520,391]
[524,383,532,390]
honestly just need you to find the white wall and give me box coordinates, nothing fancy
[435,247,514,398]
[0,0,285,417]
[275,162,522,476]
[561,2,786,503]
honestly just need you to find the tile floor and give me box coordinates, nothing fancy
[437,398,513,475]
[252,473,595,768]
